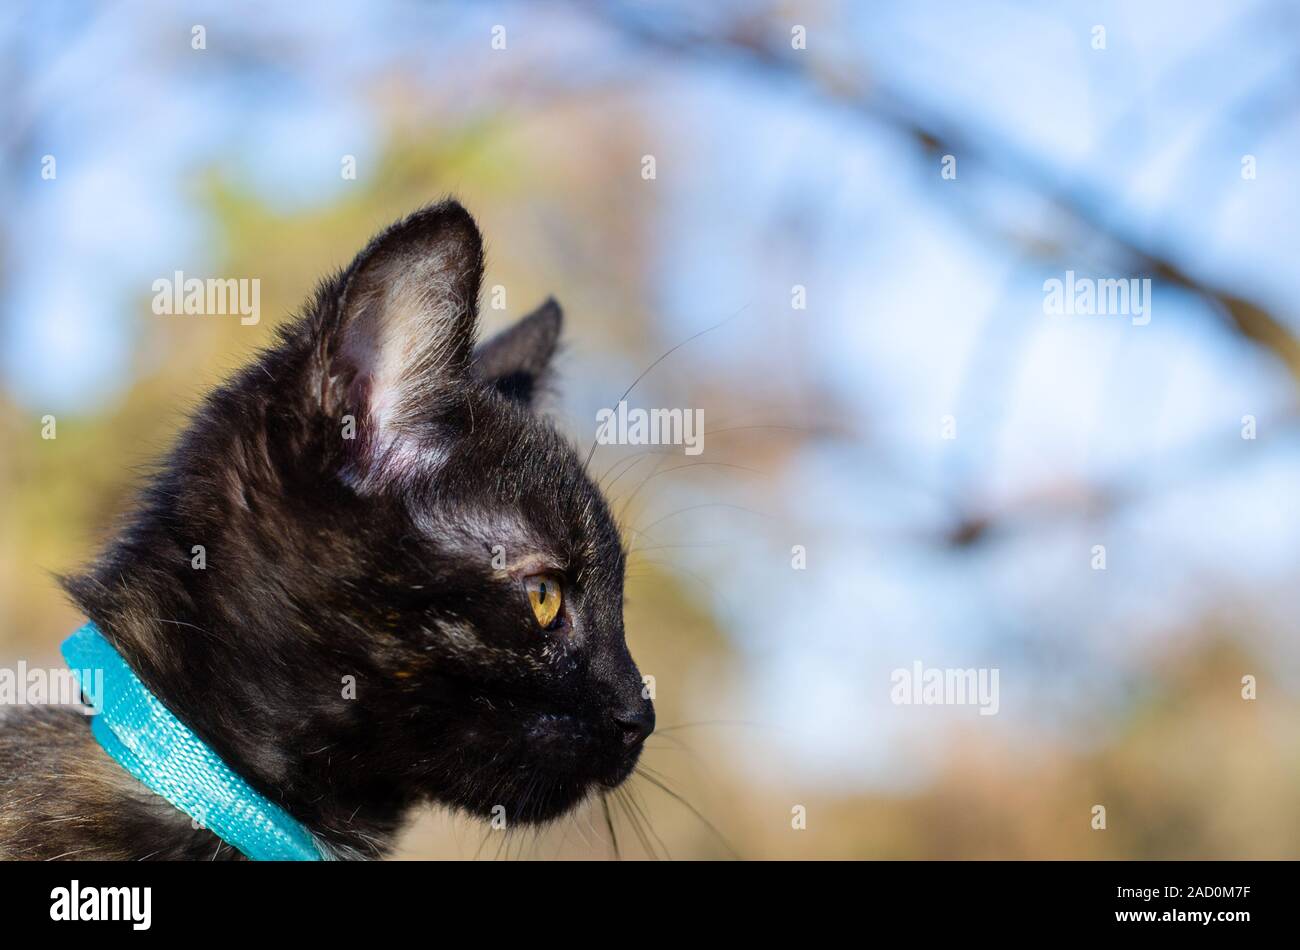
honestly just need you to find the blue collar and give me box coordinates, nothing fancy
[62,622,323,861]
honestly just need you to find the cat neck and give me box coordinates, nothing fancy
[59,371,421,858]
[65,581,417,859]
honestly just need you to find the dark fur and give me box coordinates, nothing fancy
[0,201,653,860]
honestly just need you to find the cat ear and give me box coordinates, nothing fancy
[472,298,563,406]
[326,201,483,439]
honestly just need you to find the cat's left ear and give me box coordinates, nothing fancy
[472,297,563,406]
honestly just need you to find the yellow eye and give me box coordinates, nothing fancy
[524,573,564,630]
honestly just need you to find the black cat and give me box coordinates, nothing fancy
[0,200,654,860]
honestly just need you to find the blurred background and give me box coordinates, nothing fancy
[3,0,1300,858]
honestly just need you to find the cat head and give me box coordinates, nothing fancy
[70,201,653,838]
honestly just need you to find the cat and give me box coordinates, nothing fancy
[0,200,654,860]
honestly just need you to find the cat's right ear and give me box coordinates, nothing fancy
[321,201,484,454]
[472,297,563,406]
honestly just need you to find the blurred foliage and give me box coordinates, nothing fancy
[2,78,1298,860]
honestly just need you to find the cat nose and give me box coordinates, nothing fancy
[611,701,655,748]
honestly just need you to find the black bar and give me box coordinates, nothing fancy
[1,860,1286,936]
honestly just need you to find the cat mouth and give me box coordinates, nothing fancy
[457,711,647,821]
[596,747,643,789]
[472,750,638,825]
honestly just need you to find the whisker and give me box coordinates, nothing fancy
[583,305,750,471]
[624,782,671,860]
[633,767,740,860]
[622,556,728,607]
[563,800,595,854]
[618,461,766,523]
[635,503,771,537]
[472,824,494,861]
[618,452,670,525]
[492,825,509,861]
[600,793,621,861]
[597,452,653,493]
[599,450,672,494]
[703,423,824,438]
[642,732,710,773]
[656,719,766,733]
[615,787,659,860]
[626,541,739,555]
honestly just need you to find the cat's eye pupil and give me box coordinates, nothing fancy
[524,572,563,631]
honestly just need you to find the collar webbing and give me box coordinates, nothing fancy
[62,622,323,861]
